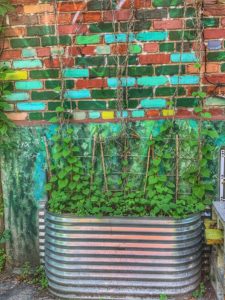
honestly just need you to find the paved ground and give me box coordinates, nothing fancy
[0,272,217,300]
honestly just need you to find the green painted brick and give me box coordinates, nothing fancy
[108,100,136,109]
[186,19,196,29]
[42,36,71,46]
[89,23,116,33]
[27,26,55,36]
[120,21,151,32]
[107,56,137,65]
[156,65,185,75]
[48,101,76,110]
[208,52,225,62]
[32,91,60,100]
[45,80,74,89]
[128,88,153,98]
[44,112,57,121]
[169,7,195,18]
[128,66,153,76]
[78,101,106,110]
[30,69,59,79]
[76,56,105,66]
[87,0,116,11]
[169,30,197,41]
[153,0,183,7]
[29,112,43,120]
[90,67,117,78]
[202,18,219,28]
[159,43,174,52]
[96,45,110,55]
[176,97,198,107]
[92,89,117,98]
[155,87,186,96]
[76,35,100,45]
[129,44,142,54]
[11,38,40,48]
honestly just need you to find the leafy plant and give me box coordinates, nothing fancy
[192,282,206,299]
[32,265,48,289]
[0,248,6,272]
[159,294,168,300]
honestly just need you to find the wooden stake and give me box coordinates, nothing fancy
[144,135,152,194]
[90,135,97,186]
[175,134,179,203]
[44,136,52,180]
[99,137,109,192]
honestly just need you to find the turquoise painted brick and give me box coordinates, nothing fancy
[140,98,167,108]
[51,46,64,56]
[89,111,101,119]
[117,111,128,118]
[63,69,89,78]
[170,75,200,85]
[13,59,42,69]
[17,102,45,111]
[5,92,29,101]
[64,90,91,99]
[171,52,198,63]
[15,81,43,90]
[136,31,168,41]
[107,77,136,88]
[132,110,145,118]
[96,45,110,54]
[22,48,37,57]
[105,33,135,43]
[137,76,168,86]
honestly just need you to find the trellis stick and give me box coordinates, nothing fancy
[44,136,52,180]
[99,137,109,193]
[90,135,97,186]
[144,135,152,194]
[175,134,179,203]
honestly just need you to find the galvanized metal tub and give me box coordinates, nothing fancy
[38,200,46,264]
[45,212,203,300]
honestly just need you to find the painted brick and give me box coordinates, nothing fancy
[58,25,87,35]
[29,113,43,120]
[146,110,160,117]
[64,90,91,99]
[176,97,198,107]
[27,26,55,36]
[0,71,28,80]
[96,45,111,54]
[143,43,159,53]
[117,111,129,118]
[89,111,101,119]
[32,91,60,101]
[37,47,51,57]
[63,69,89,78]
[207,40,222,51]
[76,57,105,66]
[57,2,85,12]
[153,19,183,30]
[140,98,167,108]
[76,79,106,89]
[128,88,153,98]
[107,77,136,88]
[156,65,185,75]
[24,4,53,13]
[136,31,168,42]
[83,12,102,22]
[155,87,186,96]
[78,101,106,110]
[22,48,37,57]
[128,66,154,76]
[30,69,59,79]
[111,44,128,55]
[0,50,21,60]
[120,21,151,32]
[162,109,175,117]
[159,43,175,52]
[13,59,42,69]
[136,9,167,20]
[76,35,101,45]
[6,112,28,121]
[17,102,46,111]
[105,33,135,43]
[204,29,225,39]
[137,76,168,86]
[42,36,71,46]
[5,92,29,101]
[171,53,198,63]
[153,0,183,7]
[170,75,200,85]
[129,44,142,54]
[90,67,117,78]
[169,30,197,41]
[102,111,115,119]
[15,81,43,90]
[92,89,117,98]
[131,110,145,118]
[107,56,137,65]
[11,38,40,48]
[208,51,225,61]
[89,23,116,33]
[73,112,86,120]
[139,54,170,64]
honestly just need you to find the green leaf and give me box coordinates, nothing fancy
[58,179,68,189]
[49,117,59,123]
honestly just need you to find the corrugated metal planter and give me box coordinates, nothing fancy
[45,211,203,300]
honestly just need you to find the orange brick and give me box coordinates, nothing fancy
[4,27,26,37]
[6,113,28,121]
[39,14,56,25]
[111,44,128,55]
[83,12,101,23]
[186,63,219,74]
[24,4,53,14]
[57,2,85,12]
[58,13,72,25]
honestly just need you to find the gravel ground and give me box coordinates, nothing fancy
[0,272,217,300]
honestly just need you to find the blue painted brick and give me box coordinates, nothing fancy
[17,102,45,111]
[137,76,168,86]
[13,59,42,69]
[64,90,91,99]
[132,110,145,118]
[208,40,222,50]
[136,31,168,42]
[22,48,37,57]
[117,111,128,118]
[140,98,167,108]
[63,68,89,78]
[107,77,136,88]
[89,111,101,119]
[170,75,200,85]
[5,92,29,101]
[15,81,43,90]
[105,33,135,43]
[171,52,198,63]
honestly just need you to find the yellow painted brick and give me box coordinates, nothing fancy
[162,109,175,117]
[24,4,54,14]
[102,111,115,120]
[0,71,28,81]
